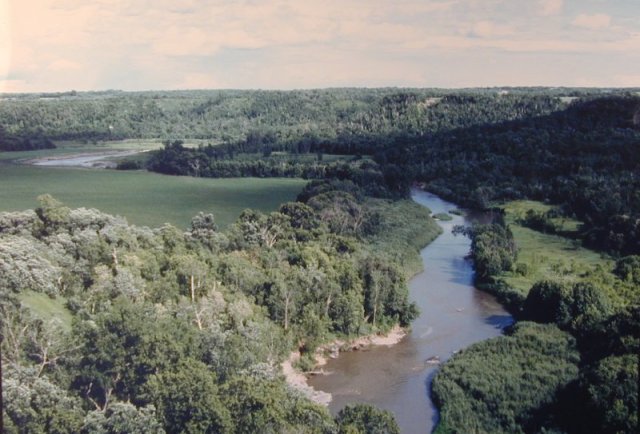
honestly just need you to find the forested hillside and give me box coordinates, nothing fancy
[391,95,640,255]
[0,88,584,149]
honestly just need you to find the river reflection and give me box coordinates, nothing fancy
[307,189,513,433]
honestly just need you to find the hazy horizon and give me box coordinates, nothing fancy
[3,85,640,97]
[2,0,639,93]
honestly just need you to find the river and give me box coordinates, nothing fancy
[307,189,513,433]
[27,150,144,168]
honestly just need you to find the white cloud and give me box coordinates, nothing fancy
[2,0,640,91]
[572,13,611,30]
[47,59,82,71]
[0,0,11,84]
[612,74,640,87]
[468,21,514,38]
[539,0,563,16]
[221,45,430,89]
[177,72,223,90]
[0,79,27,93]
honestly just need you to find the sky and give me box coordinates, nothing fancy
[1,0,639,92]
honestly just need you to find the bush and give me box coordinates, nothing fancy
[115,160,143,170]
[433,212,453,221]
[613,255,640,284]
[336,404,400,434]
[521,280,612,333]
[515,262,529,276]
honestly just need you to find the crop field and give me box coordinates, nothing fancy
[0,164,307,229]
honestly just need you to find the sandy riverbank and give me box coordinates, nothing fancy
[21,150,147,168]
[281,325,407,405]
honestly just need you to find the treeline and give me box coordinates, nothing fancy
[452,214,517,282]
[144,141,404,198]
[146,141,347,179]
[0,88,577,147]
[1,178,437,432]
[0,125,55,152]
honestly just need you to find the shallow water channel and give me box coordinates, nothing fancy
[307,189,513,433]
[28,150,142,168]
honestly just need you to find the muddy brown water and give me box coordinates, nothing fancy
[307,189,513,433]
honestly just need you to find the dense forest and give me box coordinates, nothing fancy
[1,88,639,433]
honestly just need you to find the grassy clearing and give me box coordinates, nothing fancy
[497,201,613,300]
[0,165,306,229]
[502,200,581,233]
[20,291,73,330]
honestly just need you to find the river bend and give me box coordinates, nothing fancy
[308,189,513,433]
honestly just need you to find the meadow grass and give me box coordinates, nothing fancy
[497,201,612,298]
[501,200,581,233]
[0,165,306,229]
[20,291,73,330]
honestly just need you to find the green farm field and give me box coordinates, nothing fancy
[0,164,307,229]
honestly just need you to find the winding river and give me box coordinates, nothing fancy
[308,189,513,433]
